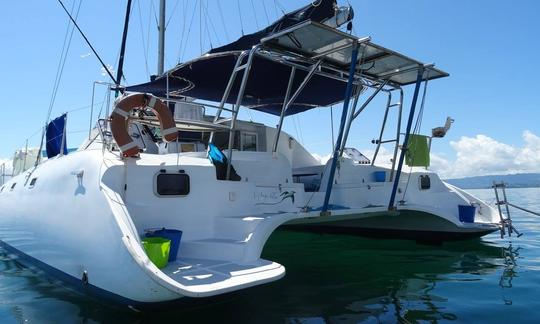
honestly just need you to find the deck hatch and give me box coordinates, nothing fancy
[156,173,190,196]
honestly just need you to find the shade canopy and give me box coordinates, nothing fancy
[126,53,352,116]
[126,1,448,117]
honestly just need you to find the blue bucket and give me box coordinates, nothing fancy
[374,171,386,182]
[458,205,476,223]
[146,228,182,262]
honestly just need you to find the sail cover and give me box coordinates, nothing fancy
[46,114,68,158]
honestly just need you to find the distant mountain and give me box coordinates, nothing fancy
[445,173,540,189]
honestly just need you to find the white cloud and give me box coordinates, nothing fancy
[80,52,91,58]
[430,130,540,179]
[311,153,331,164]
[100,64,115,77]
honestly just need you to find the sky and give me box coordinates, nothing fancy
[0,0,539,179]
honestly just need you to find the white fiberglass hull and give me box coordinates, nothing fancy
[286,158,501,241]
[0,148,304,305]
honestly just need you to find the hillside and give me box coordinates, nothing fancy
[445,173,540,189]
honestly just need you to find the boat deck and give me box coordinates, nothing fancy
[160,257,285,295]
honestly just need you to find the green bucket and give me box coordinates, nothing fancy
[142,237,171,269]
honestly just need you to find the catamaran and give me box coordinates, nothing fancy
[0,0,503,306]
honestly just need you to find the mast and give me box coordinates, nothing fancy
[157,0,166,75]
[116,0,133,89]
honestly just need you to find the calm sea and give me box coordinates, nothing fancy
[1,188,539,323]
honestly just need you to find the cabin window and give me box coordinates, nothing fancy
[10,183,16,191]
[156,173,190,196]
[29,178,37,188]
[241,132,258,151]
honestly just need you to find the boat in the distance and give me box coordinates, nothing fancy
[0,0,502,307]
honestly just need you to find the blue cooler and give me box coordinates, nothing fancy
[458,205,476,223]
[146,228,183,261]
[374,171,386,182]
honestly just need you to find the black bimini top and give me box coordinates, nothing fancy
[126,0,449,117]
[126,52,352,116]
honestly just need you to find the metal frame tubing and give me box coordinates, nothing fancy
[389,88,404,181]
[339,80,388,156]
[321,42,360,215]
[209,51,249,144]
[226,47,258,180]
[371,91,392,164]
[272,60,322,154]
[272,67,296,154]
[387,66,425,210]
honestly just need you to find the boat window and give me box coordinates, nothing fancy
[419,175,431,190]
[10,183,16,191]
[29,178,37,188]
[156,173,190,196]
[241,132,258,151]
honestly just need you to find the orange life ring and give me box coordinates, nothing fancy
[111,93,178,157]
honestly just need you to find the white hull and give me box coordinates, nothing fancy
[285,157,500,240]
[0,147,308,304]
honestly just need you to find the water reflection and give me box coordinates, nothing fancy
[0,230,524,323]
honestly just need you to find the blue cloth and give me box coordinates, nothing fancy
[208,143,225,164]
[46,114,68,158]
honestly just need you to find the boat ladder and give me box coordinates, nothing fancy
[492,182,540,238]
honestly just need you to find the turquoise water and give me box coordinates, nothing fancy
[1,188,539,323]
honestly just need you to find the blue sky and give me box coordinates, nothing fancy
[1,0,539,178]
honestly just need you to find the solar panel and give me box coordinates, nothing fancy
[261,21,449,86]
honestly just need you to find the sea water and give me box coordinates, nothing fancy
[0,188,539,323]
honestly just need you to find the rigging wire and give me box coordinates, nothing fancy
[201,0,213,49]
[56,0,117,84]
[261,0,271,25]
[47,0,82,125]
[178,0,198,62]
[136,0,150,78]
[249,0,260,30]
[237,0,245,35]
[165,0,181,28]
[401,75,430,201]
[273,0,286,15]
[176,0,188,63]
[201,0,221,49]
[216,0,230,42]
[330,105,335,150]
[199,0,203,55]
